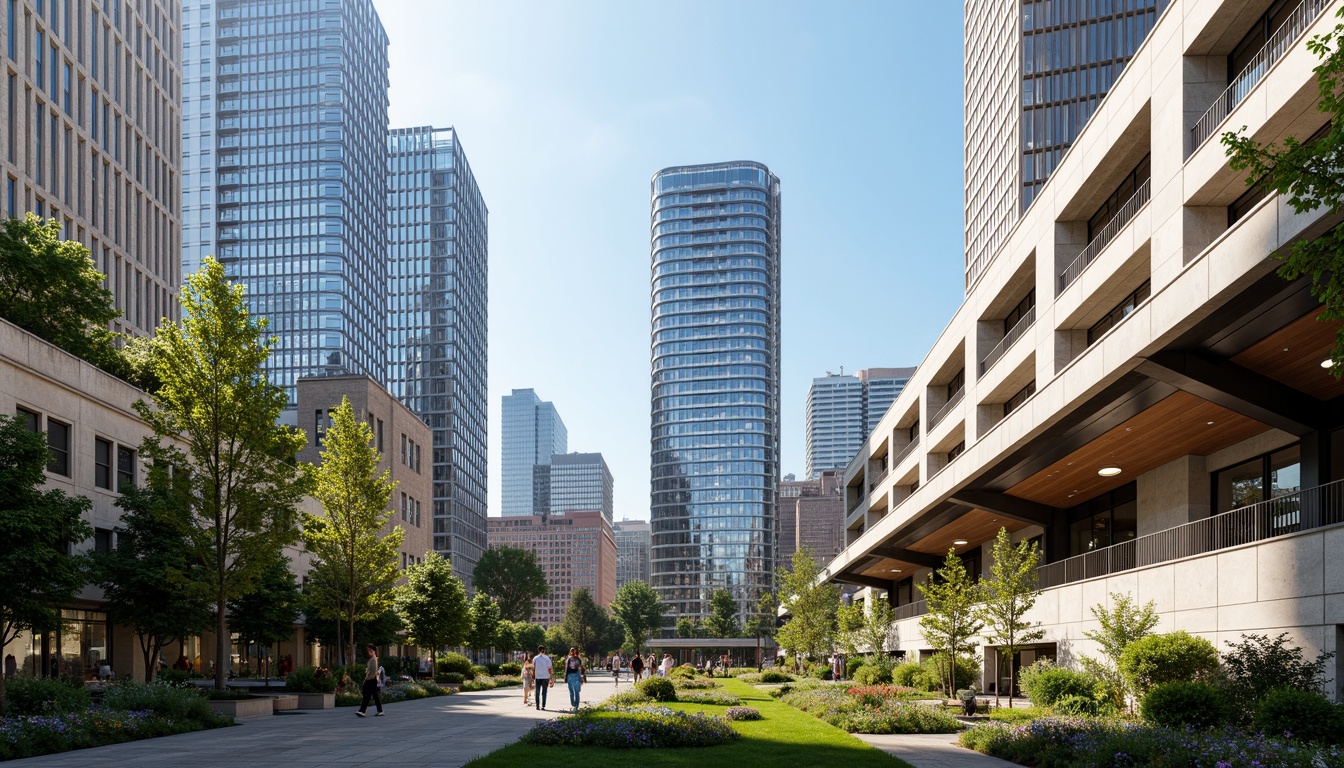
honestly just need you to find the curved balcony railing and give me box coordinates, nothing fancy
[1190,0,1330,151]
[1058,178,1150,294]
[928,389,965,431]
[979,306,1036,376]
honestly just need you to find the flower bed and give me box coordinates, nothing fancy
[521,706,740,749]
[675,690,742,706]
[0,708,231,760]
[724,706,762,721]
[959,717,1344,768]
[672,677,722,690]
[780,685,962,734]
[335,680,452,706]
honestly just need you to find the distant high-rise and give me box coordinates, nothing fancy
[613,519,651,589]
[778,471,844,571]
[804,367,914,479]
[963,0,1166,289]
[543,452,613,522]
[182,0,390,414]
[501,389,567,516]
[386,126,488,585]
[487,511,616,627]
[2,0,182,336]
[650,161,780,625]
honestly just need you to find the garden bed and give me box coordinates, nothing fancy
[778,684,961,734]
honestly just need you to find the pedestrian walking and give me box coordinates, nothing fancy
[658,653,673,677]
[355,645,384,717]
[532,645,553,710]
[562,646,586,711]
[831,653,843,682]
[611,651,624,687]
[630,652,644,682]
[522,656,536,706]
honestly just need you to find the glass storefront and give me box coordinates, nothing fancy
[2,610,110,680]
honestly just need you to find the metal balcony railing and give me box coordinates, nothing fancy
[979,306,1036,376]
[928,389,965,431]
[868,467,890,494]
[1190,0,1331,151]
[847,495,865,516]
[894,600,926,621]
[1058,178,1150,294]
[891,435,920,470]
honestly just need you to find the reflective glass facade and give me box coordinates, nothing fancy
[182,0,390,415]
[546,452,613,522]
[805,373,863,481]
[386,126,488,586]
[501,388,567,517]
[650,161,780,625]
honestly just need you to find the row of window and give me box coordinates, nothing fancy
[16,405,135,487]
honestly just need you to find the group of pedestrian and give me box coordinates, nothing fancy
[519,645,589,712]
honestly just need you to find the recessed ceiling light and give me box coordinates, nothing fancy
[1322,359,1335,369]
[889,568,902,573]
[1206,421,1215,426]
[1098,467,1122,477]
[953,539,968,546]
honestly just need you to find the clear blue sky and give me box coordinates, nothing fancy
[376,0,968,522]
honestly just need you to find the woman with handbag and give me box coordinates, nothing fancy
[562,646,586,712]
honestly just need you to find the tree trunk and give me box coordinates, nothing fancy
[214,601,228,690]
[1008,657,1016,709]
[994,650,1001,708]
[336,615,344,667]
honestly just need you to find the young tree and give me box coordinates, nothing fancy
[493,620,519,655]
[304,608,403,650]
[396,552,469,669]
[559,588,607,657]
[134,258,310,689]
[856,596,899,661]
[978,528,1044,707]
[834,601,864,656]
[0,415,92,714]
[918,548,985,696]
[703,588,742,638]
[303,397,402,665]
[514,622,547,655]
[1079,592,1159,709]
[227,556,302,686]
[466,593,502,662]
[610,581,666,656]
[91,483,211,683]
[1222,11,1344,369]
[0,214,128,376]
[472,546,549,621]
[776,548,840,673]
[675,617,701,639]
[745,590,779,668]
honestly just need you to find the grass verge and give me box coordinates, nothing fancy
[463,677,915,768]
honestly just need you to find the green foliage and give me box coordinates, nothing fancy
[436,673,464,684]
[5,677,91,715]
[978,528,1043,706]
[101,681,213,724]
[396,552,470,667]
[520,706,740,749]
[1140,681,1232,730]
[776,548,840,667]
[916,654,977,693]
[610,580,665,656]
[1222,632,1334,721]
[857,597,898,657]
[987,705,1049,724]
[917,549,984,695]
[807,663,832,680]
[1119,631,1221,696]
[891,662,922,688]
[498,662,522,676]
[675,690,743,706]
[470,664,491,679]
[304,607,402,649]
[780,685,962,733]
[1079,592,1160,709]
[466,592,502,653]
[853,663,891,685]
[846,655,868,678]
[304,397,402,665]
[1254,687,1344,744]
[134,258,310,688]
[1018,663,1098,706]
[758,670,793,683]
[226,555,302,673]
[437,653,473,676]
[284,665,336,693]
[91,483,211,682]
[834,602,863,656]
[558,587,608,657]
[703,588,742,638]
[636,676,676,702]
[0,214,128,377]
[602,689,654,708]
[668,664,698,679]
[0,415,93,714]
[471,546,549,622]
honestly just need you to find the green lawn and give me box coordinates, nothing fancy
[463,677,916,768]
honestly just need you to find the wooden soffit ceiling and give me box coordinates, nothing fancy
[1005,390,1269,507]
[907,508,1028,556]
[1230,311,1344,401]
[858,556,924,580]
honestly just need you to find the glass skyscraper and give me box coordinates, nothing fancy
[182,0,390,416]
[501,388,567,516]
[386,126,488,585]
[804,367,914,480]
[545,452,614,522]
[650,161,780,625]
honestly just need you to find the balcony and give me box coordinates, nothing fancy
[1058,178,1150,294]
[1190,0,1330,151]
[868,467,890,494]
[928,388,964,431]
[893,600,926,621]
[891,435,921,470]
[979,306,1035,376]
[847,494,865,516]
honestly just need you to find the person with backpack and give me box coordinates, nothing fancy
[562,646,586,711]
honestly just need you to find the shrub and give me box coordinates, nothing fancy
[1254,687,1344,744]
[668,664,698,680]
[891,662,922,688]
[960,724,1014,754]
[156,669,194,686]
[603,689,653,708]
[469,664,491,680]
[101,681,213,724]
[1053,694,1105,718]
[724,706,762,721]
[1118,631,1220,695]
[1223,633,1333,721]
[437,653,472,677]
[437,672,465,684]
[284,665,336,694]
[675,690,741,706]
[522,706,740,748]
[636,676,676,702]
[988,705,1048,724]
[807,662,832,680]
[672,677,720,690]
[853,663,892,685]
[780,686,962,734]
[1018,665,1097,706]
[1139,681,1231,730]
[758,670,793,684]
[846,656,868,679]
[498,662,522,676]
[917,654,977,693]
[486,663,501,675]
[6,676,91,715]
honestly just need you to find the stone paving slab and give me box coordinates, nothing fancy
[857,732,1019,768]
[9,678,622,768]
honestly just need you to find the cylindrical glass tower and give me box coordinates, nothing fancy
[649,161,780,627]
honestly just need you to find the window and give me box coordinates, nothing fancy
[16,407,40,433]
[1004,289,1036,335]
[400,492,408,521]
[94,527,112,553]
[46,419,70,476]
[314,409,324,446]
[116,445,134,489]
[401,433,407,465]
[94,437,112,489]
[1087,155,1151,242]
[946,369,965,400]
[1087,280,1151,345]
[947,440,966,461]
[376,419,383,452]
[1213,444,1301,514]
[1067,483,1138,556]
[1004,380,1036,416]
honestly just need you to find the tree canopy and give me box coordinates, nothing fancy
[134,258,311,689]
[396,552,469,666]
[918,548,984,695]
[776,547,839,670]
[472,546,549,621]
[558,588,607,657]
[703,588,742,638]
[0,415,92,714]
[466,592,502,657]
[610,581,665,655]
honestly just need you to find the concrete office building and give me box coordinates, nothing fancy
[779,470,845,570]
[964,0,1167,289]
[1,0,182,337]
[613,518,651,589]
[834,0,1344,699]
[295,375,433,571]
[541,452,614,522]
[650,161,781,626]
[487,511,617,627]
[386,126,489,584]
[805,367,915,480]
[501,388,567,517]
[181,0,390,414]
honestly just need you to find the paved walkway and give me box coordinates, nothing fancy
[858,733,1018,768]
[11,678,625,768]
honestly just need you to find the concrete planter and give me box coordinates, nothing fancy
[208,697,274,719]
[293,692,336,709]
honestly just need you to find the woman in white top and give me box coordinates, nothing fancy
[658,653,673,677]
